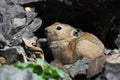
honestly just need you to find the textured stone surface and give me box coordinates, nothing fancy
[0,0,43,64]
[0,66,38,80]
[103,54,120,80]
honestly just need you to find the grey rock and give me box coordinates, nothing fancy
[115,34,120,49]
[0,32,6,41]
[11,18,42,46]
[0,1,26,39]
[26,8,37,25]
[104,63,120,80]
[0,46,27,64]
[0,32,6,49]
[12,18,26,29]
[104,49,112,55]
[5,0,42,5]
[0,66,38,80]
[12,0,41,5]
[64,58,89,77]
[0,47,18,64]
[0,0,42,46]
[27,18,42,33]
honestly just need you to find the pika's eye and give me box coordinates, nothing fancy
[56,26,62,30]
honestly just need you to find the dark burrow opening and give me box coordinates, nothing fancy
[22,0,120,63]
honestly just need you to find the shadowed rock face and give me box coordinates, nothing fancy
[0,0,43,64]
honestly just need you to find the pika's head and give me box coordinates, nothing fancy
[45,22,83,41]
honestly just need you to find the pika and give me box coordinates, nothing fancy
[45,22,105,64]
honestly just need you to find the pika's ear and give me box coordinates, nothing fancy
[71,28,83,38]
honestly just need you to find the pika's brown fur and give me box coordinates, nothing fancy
[45,22,105,64]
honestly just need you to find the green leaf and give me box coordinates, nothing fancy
[56,67,66,78]
[0,63,3,68]
[14,62,29,69]
[33,65,42,75]
[36,58,48,66]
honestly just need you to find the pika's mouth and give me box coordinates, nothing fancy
[44,29,52,36]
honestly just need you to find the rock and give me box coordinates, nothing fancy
[50,59,63,67]
[115,34,120,49]
[22,36,44,60]
[103,54,120,80]
[0,47,18,64]
[64,58,89,78]
[0,46,28,64]
[4,0,41,5]
[0,0,42,46]
[108,49,120,55]
[109,22,120,49]
[0,32,6,49]
[11,18,42,46]
[0,66,38,80]
[26,18,42,35]
[63,56,108,79]
[12,18,26,29]
[106,54,120,64]
[87,56,108,78]
[0,0,44,65]
[16,0,41,5]
[0,57,6,64]
[25,7,37,25]
[104,49,112,55]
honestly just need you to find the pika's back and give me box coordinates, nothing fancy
[75,32,105,59]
